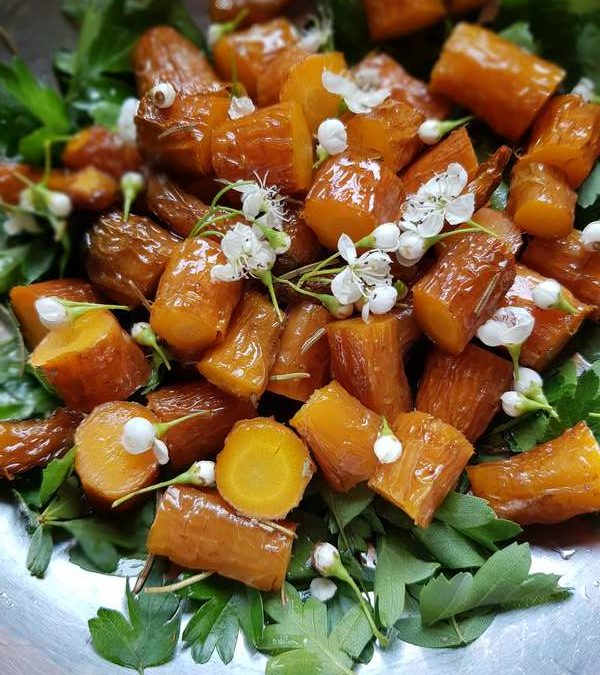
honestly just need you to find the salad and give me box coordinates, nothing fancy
[1,0,600,673]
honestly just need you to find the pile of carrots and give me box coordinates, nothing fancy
[1,0,600,594]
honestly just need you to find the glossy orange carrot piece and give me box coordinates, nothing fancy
[400,128,478,195]
[364,0,446,40]
[304,150,405,249]
[416,344,513,442]
[145,173,208,237]
[327,315,413,420]
[391,302,422,356]
[85,211,179,307]
[508,161,576,239]
[468,422,600,525]
[62,125,142,179]
[10,279,100,349]
[468,145,512,210]
[501,265,591,370]
[146,381,256,470]
[212,18,298,98]
[469,207,523,254]
[136,91,229,177]
[430,23,565,140]
[256,45,309,107]
[280,52,347,133]
[290,381,380,492]
[210,0,292,25]
[413,222,517,355]
[46,166,119,211]
[75,402,159,509]
[147,486,295,591]
[353,52,451,119]
[0,410,82,478]
[0,163,36,203]
[446,0,486,13]
[345,100,424,173]
[268,301,332,402]
[216,418,315,519]
[521,232,600,318]
[197,291,283,399]
[369,411,473,527]
[30,311,149,413]
[523,94,600,188]
[211,101,313,194]
[151,238,242,360]
[134,26,222,96]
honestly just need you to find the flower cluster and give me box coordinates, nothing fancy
[297,10,334,53]
[477,306,535,375]
[501,367,557,419]
[322,70,390,115]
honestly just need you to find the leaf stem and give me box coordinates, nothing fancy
[144,571,214,594]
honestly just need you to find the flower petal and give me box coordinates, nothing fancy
[445,193,475,225]
[337,233,357,263]
[417,209,444,237]
[331,267,363,304]
[476,318,504,347]
[445,163,469,197]
[322,70,353,97]
[211,263,241,282]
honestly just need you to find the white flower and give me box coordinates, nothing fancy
[581,220,600,252]
[298,12,333,53]
[207,23,226,48]
[572,77,595,102]
[3,212,41,236]
[116,97,139,143]
[312,542,340,576]
[309,577,337,602]
[20,187,72,218]
[35,296,69,330]
[532,279,562,310]
[476,307,535,348]
[331,234,393,305]
[121,171,144,193]
[501,391,530,417]
[232,178,286,230]
[418,119,444,145]
[152,438,170,465]
[189,460,216,487]
[401,163,474,237]
[322,70,389,115]
[131,321,154,345]
[211,223,276,282]
[46,191,72,218]
[150,82,176,108]
[361,284,398,321]
[371,223,400,252]
[514,367,543,397]
[374,434,403,463]
[317,118,347,156]
[396,230,427,266]
[121,417,169,464]
[228,96,255,120]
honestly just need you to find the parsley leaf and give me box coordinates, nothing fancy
[39,447,75,505]
[499,21,538,52]
[414,522,487,569]
[26,525,54,578]
[89,568,181,673]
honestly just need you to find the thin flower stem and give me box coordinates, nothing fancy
[274,276,323,301]
[344,573,389,647]
[589,412,600,418]
[466,218,499,238]
[155,411,209,437]
[144,571,214,595]
[298,252,341,286]
[256,270,284,322]
[111,468,198,508]
[506,344,522,380]
[556,294,578,315]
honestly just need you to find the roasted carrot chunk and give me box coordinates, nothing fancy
[430,23,565,140]
[369,411,474,528]
[327,315,413,420]
[304,150,405,249]
[212,18,298,98]
[85,211,179,307]
[216,418,315,519]
[62,125,142,179]
[400,128,478,195]
[10,278,100,349]
[136,91,229,177]
[523,94,600,188]
[268,301,333,402]
[468,145,512,210]
[345,100,424,173]
[521,232,600,318]
[146,381,256,470]
[364,0,446,40]
[500,265,591,371]
[0,163,36,203]
[151,237,243,359]
[392,302,422,356]
[416,344,513,442]
[75,401,159,509]
[353,52,451,119]
[446,0,486,13]
[211,101,313,194]
[280,52,347,133]
[197,291,283,399]
[273,204,321,274]
[468,422,600,525]
[133,26,222,96]
[147,486,295,591]
[413,219,517,355]
[145,173,208,237]
[290,381,380,493]
[0,409,82,478]
[256,45,309,107]
[47,166,119,211]
[210,0,292,25]
[508,161,576,239]
[30,311,149,413]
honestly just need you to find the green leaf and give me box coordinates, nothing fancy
[40,478,85,522]
[490,180,509,211]
[39,447,75,505]
[374,531,438,628]
[88,568,181,672]
[183,595,240,665]
[26,525,53,578]
[323,484,374,532]
[578,162,600,209]
[287,511,329,580]
[420,572,474,625]
[499,21,538,52]
[414,522,486,569]
[325,0,370,63]
[237,587,264,648]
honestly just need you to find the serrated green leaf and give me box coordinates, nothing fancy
[323,484,374,531]
[39,447,75,505]
[435,492,498,529]
[414,522,487,569]
[420,572,474,625]
[26,525,53,578]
